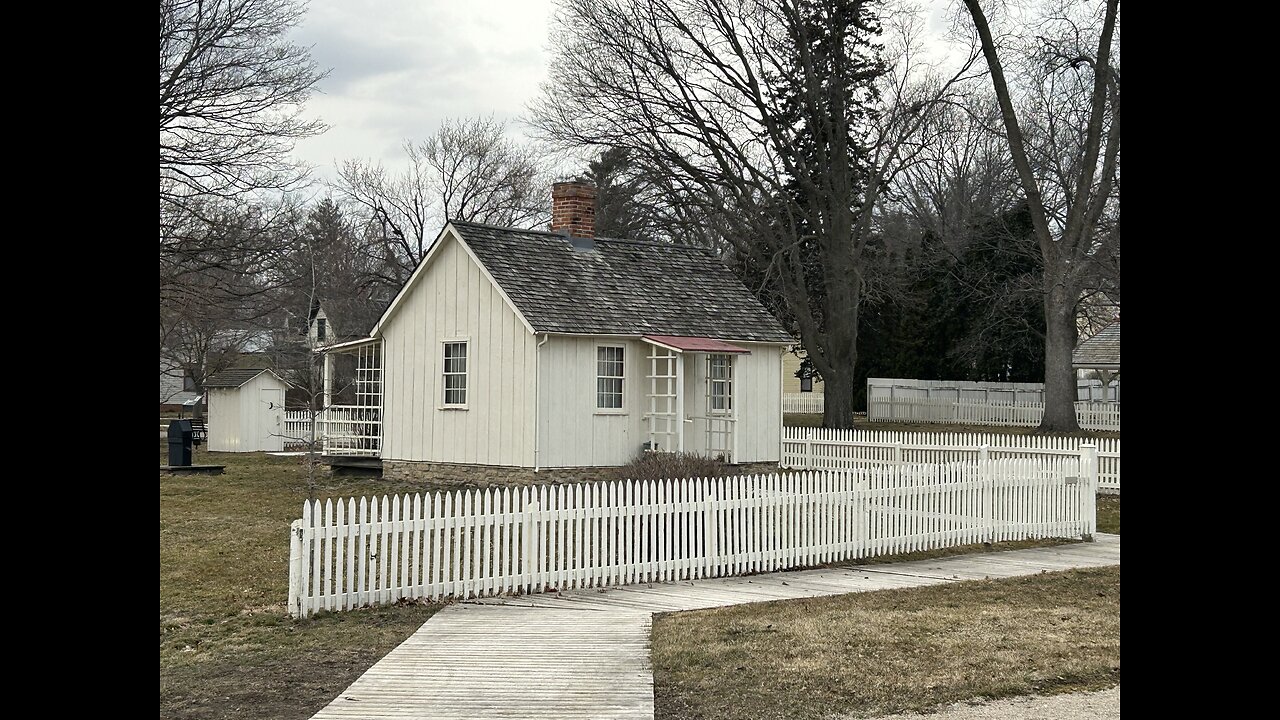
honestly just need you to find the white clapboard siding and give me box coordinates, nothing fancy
[781,426,1120,492]
[782,393,825,414]
[288,449,1099,618]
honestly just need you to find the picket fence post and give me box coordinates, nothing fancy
[1079,444,1098,541]
[288,519,303,618]
[978,444,992,543]
[522,498,538,594]
[805,430,814,469]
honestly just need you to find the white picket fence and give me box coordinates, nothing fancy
[782,393,825,414]
[1075,402,1121,430]
[782,426,1120,493]
[867,397,1120,431]
[288,452,1098,618]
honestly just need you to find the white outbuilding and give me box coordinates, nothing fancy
[205,368,292,452]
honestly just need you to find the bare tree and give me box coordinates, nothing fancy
[335,116,549,289]
[160,198,305,407]
[961,0,1120,431]
[531,0,979,427]
[160,0,326,214]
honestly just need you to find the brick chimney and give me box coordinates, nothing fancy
[551,179,597,239]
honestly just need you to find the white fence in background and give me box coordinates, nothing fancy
[782,426,1119,492]
[288,451,1098,618]
[284,411,311,449]
[782,393,825,414]
[867,397,1120,431]
[868,377,1121,405]
[1075,402,1121,431]
[279,407,381,455]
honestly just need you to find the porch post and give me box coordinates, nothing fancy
[675,353,685,453]
[322,351,333,409]
[731,354,739,464]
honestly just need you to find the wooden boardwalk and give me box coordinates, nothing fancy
[310,535,1120,719]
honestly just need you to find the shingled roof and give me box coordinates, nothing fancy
[1073,320,1120,369]
[451,221,793,343]
[204,368,288,389]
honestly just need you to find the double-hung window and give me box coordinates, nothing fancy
[708,354,733,414]
[596,346,625,410]
[442,341,468,406]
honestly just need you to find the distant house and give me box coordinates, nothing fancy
[159,328,274,414]
[782,348,822,395]
[306,296,384,350]
[319,180,793,483]
[1073,318,1120,402]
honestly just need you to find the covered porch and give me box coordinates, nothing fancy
[319,338,383,457]
[640,335,746,463]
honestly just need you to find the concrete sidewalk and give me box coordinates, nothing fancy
[310,535,1120,719]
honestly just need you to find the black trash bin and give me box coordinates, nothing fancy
[168,419,193,466]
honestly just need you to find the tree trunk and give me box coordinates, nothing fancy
[819,293,859,429]
[1039,292,1081,432]
[822,370,857,429]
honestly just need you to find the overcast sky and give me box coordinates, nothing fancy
[290,0,557,180]
[290,0,957,184]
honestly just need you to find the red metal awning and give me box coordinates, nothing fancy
[642,335,751,354]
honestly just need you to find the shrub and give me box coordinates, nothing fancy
[610,451,731,482]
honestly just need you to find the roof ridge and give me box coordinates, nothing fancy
[449,219,713,254]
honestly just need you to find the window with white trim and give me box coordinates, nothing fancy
[708,354,733,414]
[442,341,468,406]
[596,346,625,409]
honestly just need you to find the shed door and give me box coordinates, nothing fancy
[260,388,284,450]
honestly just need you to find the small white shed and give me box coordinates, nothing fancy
[205,369,291,452]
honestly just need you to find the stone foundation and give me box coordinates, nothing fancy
[381,459,785,490]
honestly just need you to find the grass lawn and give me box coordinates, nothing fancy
[161,443,1119,719]
[784,413,1120,439]
[1097,494,1120,534]
[159,445,446,720]
[652,566,1121,720]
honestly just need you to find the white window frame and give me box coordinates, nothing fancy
[441,339,469,409]
[595,344,626,413]
[707,354,733,415]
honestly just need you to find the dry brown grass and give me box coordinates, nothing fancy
[1097,494,1120,534]
[652,566,1121,720]
[160,445,444,719]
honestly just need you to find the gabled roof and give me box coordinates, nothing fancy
[1073,319,1120,369]
[204,368,290,389]
[441,221,793,343]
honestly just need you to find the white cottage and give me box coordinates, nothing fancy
[205,368,291,452]
[320,181,794,483]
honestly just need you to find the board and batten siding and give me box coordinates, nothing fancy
[207,389,240,452]
[731,343,784,463]
[538,337,785,467]
[379,231,537,466]
[536,336,649,468]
